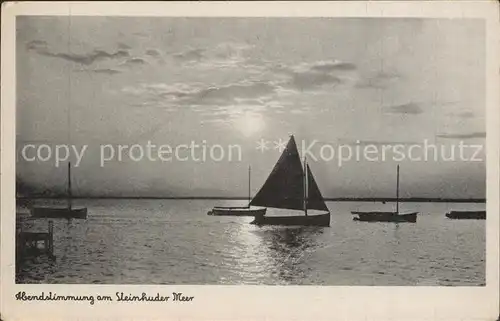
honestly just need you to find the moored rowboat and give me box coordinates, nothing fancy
[208,207,266,216]
[352,211,417,223]
[445,210,486,220]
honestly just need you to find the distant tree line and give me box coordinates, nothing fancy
[14,176,485,202]
[16,176,65,198]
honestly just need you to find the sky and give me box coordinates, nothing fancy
[16,17,486,198]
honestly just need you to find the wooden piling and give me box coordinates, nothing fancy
[47,220,55,260]
[16,219,56,264]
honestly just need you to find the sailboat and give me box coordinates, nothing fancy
[30,162,87,219]
[250,135,331,227]
[351,165,417,223]
[207,166,267,216]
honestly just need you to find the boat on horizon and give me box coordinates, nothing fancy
[445,210,486,220]
[351,165,418,223]
[207,166,267,217]
[30,162,88,220]
[250,135,331,227]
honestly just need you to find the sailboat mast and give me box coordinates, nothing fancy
[396,164,400,214]
[304,157,308,216]
[67,16,72,211]
[68,162,72,210]
[248,165,251,208]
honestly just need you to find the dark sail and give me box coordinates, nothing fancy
[306,164,329,212]
[249,136,305,210]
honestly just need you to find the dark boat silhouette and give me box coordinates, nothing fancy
[250,135,330,227]
[208,207,266,216]
[351,165,417,223]
[351,211,417,223]
[30,162,87,220]
[208,166,267,217]
[445,210,486,220]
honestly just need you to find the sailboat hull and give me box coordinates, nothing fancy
[208,207,267,216]
[445,210,486,220]
[251,212,330,227]
[352,211,417,223]
[31,207,87,219]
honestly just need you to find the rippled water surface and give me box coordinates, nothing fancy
[16,200,486,285]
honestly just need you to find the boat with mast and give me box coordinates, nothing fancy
[30,33,87,220]
[30,162,87,219]
[250,135,331,227]
[207,166,267,216]
[351,165,417,223]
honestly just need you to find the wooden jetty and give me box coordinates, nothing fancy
[16,219,55,268]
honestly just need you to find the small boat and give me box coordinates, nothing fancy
[208,206,267,216]
[351,165,418,223]
[445,210,486,220]
[31,207,87,219]
[352,211,417,223]
[208,166,267,217]
[250,135,331,227]
[31,162,88,219]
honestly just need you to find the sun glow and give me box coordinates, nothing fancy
[234,113,265,137]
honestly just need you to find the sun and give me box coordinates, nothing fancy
[234,112,265,137]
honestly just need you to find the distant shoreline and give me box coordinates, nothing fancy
[16,196,486,203]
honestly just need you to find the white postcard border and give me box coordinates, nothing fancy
[1,2,499,321]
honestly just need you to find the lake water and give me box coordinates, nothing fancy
[16,200,486,285]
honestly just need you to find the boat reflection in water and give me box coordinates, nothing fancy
[251,226,324,284]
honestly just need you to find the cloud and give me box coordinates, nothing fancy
[270,59,354,92]
[46,50,129,65]
[128,101,177,111]
[91,68,122,75]
[202,103,267,117]
[199,118,228,125]
[310,61,357,72]
[289,72,342,91]
[121,80,282,126]
[123,57,147,65]
[436,132,486,139]
[173,48,205,62]
[123,82,205,101]
[117,42,131,49]
[26,40,130,65]
[145,49,161,57]
[357,71,401,89]
[273,60,355,75]
[384,103,423,115]
[120,56,356,123]
[26,40,47,50]
[121,80,277,112]
[120,56,355,118]
[172,43,257,71]
[194,81,275,104]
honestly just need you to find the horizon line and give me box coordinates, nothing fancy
[16,196,487,203]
